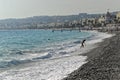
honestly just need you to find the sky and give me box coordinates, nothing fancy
[0,0,120,19]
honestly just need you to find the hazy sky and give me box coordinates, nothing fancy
[0,0,120,19]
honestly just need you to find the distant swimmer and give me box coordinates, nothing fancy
[81,39,86,48]
[52,30,54,32]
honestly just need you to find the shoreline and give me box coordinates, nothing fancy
[0,30,112,80]
[63,31,120,80]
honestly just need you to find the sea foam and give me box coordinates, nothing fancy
[0,31,113,80]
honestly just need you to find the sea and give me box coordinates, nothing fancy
[0,29,112,80]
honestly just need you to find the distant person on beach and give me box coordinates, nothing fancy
[48,39,50,40]
[81,39,86,48]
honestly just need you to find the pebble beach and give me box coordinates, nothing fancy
[63,31,120,80]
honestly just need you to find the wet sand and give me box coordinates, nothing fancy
[63,32,120,80]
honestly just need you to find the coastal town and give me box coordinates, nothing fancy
[50,10,120,32]
[0,10,120,31]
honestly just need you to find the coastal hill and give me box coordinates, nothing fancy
[0,12,107,29]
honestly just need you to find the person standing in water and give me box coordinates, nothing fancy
[81,39,86,47]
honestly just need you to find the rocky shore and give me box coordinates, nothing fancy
[63,32,120,80]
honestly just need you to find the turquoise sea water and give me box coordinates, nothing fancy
[0,30,94,68]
